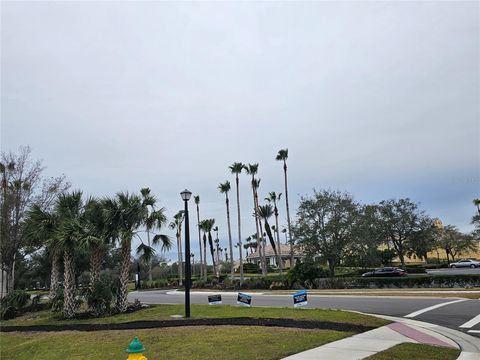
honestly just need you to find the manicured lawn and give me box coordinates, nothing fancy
[0,326,353,360]
[365,343,460,360]
[0,304,389,327]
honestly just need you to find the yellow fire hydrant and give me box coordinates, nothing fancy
[126,337,148,360]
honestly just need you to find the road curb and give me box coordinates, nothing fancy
[368,313,480,359]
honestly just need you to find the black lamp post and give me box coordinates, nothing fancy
[180,189,192,318]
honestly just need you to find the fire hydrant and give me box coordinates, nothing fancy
[126,337,148,360]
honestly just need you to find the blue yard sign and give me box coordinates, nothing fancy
[237,293,252,307]
[208,294,222,305]
[293,290,307,308]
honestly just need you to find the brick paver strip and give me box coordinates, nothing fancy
[387,322,456,348]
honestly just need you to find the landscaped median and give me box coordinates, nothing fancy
[0,304,388,359]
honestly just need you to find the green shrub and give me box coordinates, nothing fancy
[81,279,117,316]
[287,259,329,288]
[242,263,260,273]
[0,290,30,320]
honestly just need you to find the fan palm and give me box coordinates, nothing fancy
[245,164,266,276]
[265,192,283,273]
[54,191,84,318]
[276,149,294,266]
[229,162,244,283]
[103,192,145,313]
[82,198,110,285]
[258,204,282,273]
[219,181,234,279]
[201,218,217,277]
[194,195,204,280]
[140,188,171,281]
[169,211,184,286]
[24,204,60,299]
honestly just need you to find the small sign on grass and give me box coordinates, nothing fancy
[237,292,252,307]
[293,290,307,308]
[208,294,222,305]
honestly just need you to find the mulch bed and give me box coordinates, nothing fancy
[0,317,376,333]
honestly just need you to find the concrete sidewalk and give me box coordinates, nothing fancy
[282,321,458,360]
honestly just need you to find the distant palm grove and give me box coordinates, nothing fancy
[1,146,479,319]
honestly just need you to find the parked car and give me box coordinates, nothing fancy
[449,259,480,268]
[361,267,407,277]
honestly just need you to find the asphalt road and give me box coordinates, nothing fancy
[129,289,480,339]
[427,268,480,275]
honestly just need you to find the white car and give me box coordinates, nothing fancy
[449,259,480,268]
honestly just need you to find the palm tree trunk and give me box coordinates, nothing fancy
[283,160,294,267]
[90,244,102,284]
[177,232,183,286]
[147,230,153,282]
[235,175,244,284]
[63,248,77,318]
[225,195,234,280]
[196,204,203,279]
[49,250,61,300]
[274,203,283,274]
[117,240,131,313]
[258,218,268,275]
[203,235,208,281]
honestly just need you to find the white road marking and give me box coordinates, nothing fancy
[404,299,467,318]
[460,314,480,328]
[467,330,480,334]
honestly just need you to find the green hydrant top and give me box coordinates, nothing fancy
[126,337,145,353]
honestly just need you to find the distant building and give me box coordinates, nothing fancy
[245,244,305,269]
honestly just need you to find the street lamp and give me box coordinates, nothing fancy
[180,189,192,318]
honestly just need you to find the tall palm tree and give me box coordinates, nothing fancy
[198,220,208,280]
[245,164,266,276]
[229,162,244,283]
[276,149,294,266]
[55,191,84,318]
[103,192,145,313]
[258,204,282,274]
[201,218,217,277]
[140,188,171,281]
[169,211,184,286]
[219,181,234,279]
[24,204,60,299]
[194,195,204,279]
[266,192,283,273]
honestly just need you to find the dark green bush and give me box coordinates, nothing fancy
[242,263,260,273]
[287,259,329,288]
[81,279,117,316]
[0,290,30,320]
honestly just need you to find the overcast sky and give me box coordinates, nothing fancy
[2,1,479,263]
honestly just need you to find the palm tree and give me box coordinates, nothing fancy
[474,199,480,216]
[219,181,234,279]
[201,218,217,277]
[55,191,84,318]
[194,195,204,279]
[24,204,60,299]
[198,220,208,280]
[103,192,145,313]
[266,192,283,273]
[140,188,171,281]
[229,162,244,284]
[169,211,184,286]
[82,198,109,285]
[276,149,294,266]
[245,164,266,276]
[258,204,281,274]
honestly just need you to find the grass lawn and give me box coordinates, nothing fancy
[0,304,389,327]
[0,326,353,360]
[365,343,460,360]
